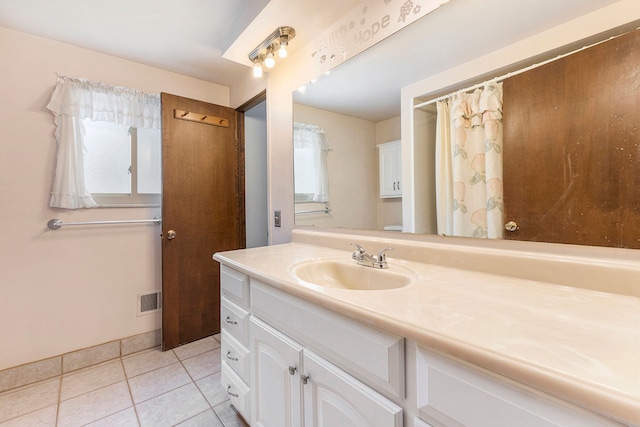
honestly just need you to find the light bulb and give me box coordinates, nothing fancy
[278,42,288,58]
[264,52,275,68]
[253,61,263,78]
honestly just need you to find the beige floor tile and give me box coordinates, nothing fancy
[213,400,249,427]
[195,371,228,407]
[57,380,132,427]
[0,378,59,423]
[0,404,57,427]
[122,348,179,378]
[173,336,220,361]
[0,336,246,427]
[121,330,161,357]
[128,362,191,404]
[175,409,223,426]
[60,359,125,400]
[84,407,139,427]
[0,357,61,393]
[62,341,120,373]
[182,348,221,380]
[135,383,209,427]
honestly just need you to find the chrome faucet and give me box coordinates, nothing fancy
[351,243,395,269]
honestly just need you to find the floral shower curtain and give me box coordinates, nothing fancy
[435,82,504,239]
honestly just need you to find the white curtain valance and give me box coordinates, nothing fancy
[46,75,161,209]
[47,75,161,129]
[293,122,332,151]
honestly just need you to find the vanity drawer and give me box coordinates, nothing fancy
[416,348,621,427]
[220,265,249,308]
[220,296,250,347]
[251,279,405,399]
[221,361,251,423]
[221,329,250,384]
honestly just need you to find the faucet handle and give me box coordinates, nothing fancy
[351,243,366,260]
[375,247,395,266]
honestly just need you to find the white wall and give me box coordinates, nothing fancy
[245,101,269,248]
[0,27,230,370]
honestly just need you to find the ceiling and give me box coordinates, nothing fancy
[293,0,629,122]
[0,0,631,119]
[0,0,358,87]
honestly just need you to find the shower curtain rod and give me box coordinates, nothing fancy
[413,33,621,110]
[47,216,162,230]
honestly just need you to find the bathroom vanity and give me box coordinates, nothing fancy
[213,229,640,427]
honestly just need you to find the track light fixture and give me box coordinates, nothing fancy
[248,26,295,77]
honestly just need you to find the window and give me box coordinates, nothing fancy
[47,75,162,209]
[83,119,161,206]
[293,122,331,203]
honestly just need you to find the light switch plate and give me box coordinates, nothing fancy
[274,210,281,227]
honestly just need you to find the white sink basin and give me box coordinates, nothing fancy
[291,259,412,290]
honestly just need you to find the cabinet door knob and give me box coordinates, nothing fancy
[288,366,297,375]
[226,351,238,361]
[301,374,310,385]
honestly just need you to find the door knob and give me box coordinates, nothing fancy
[166,230,176,240]
[504,221,518,232]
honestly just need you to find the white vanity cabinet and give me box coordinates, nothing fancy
[415,348,622,427]
[250,317,303,427]
[378,140,402,198]
[250,279,404,427]
[219,265,251,422]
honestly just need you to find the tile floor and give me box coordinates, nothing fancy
[0,334,248,427]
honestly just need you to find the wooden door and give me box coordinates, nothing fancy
[161,93,245,350]
[502,28,640,248]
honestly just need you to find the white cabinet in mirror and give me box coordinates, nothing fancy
[378,140,402,198]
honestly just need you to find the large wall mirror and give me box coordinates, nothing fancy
[293,0,640,249]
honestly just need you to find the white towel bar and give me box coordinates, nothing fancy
[47,216,161,230]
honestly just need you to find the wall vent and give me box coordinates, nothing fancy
[137,291,162,316]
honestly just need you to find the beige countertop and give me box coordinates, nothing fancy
[213,236,640,426]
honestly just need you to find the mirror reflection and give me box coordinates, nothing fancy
[293,0,640,249]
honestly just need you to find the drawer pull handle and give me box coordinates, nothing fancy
[225,316,237,325]
[226,385,239,398]
[226,351,238,361]
[301,374,310,385]
[288,366,297,375]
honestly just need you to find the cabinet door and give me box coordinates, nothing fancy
[416,348,620,427]
[251,317,304,427]
[303,350,403,427]
[379,141,401,198]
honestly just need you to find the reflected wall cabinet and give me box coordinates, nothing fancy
[378,140,402,198]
